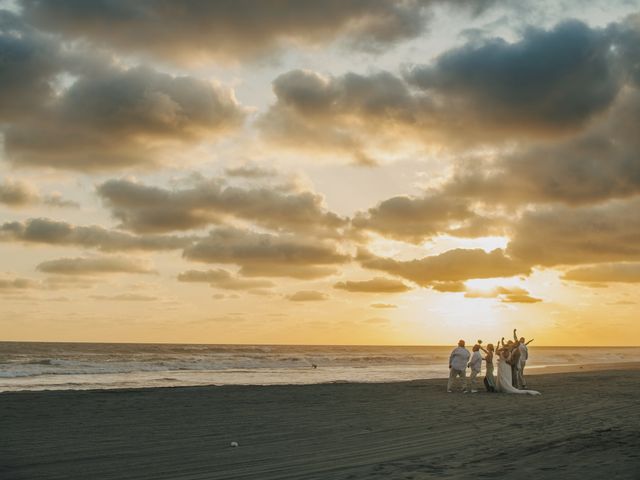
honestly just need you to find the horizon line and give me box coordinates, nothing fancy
[1,340,639,348]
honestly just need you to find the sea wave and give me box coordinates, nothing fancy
[1,343,639,390]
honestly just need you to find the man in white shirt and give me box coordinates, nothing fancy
[468,344,483,393]
[448,339,470,392]
[514,329,534,389]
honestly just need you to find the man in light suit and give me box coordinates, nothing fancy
[513,329,534,389]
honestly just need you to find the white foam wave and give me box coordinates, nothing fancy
[1,343,639,391]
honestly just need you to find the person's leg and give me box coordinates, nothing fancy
[511,364,517,387]
[487,364,495,391]
[461,369,468,392]
[518,361,527,390]
[470,370,478,392]
[447,368,456,391]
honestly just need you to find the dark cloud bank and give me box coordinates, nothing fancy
[0,10,245,171]
[96,177,347,236]
[20,0,489,63]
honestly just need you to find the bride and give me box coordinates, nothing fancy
[495,346,541,395]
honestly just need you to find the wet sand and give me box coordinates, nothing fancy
[1,366,639,479]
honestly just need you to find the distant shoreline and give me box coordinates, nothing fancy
[2,340,640,348]
[2,361,639,395]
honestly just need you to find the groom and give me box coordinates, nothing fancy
[514,329,534,389]
[448,339,470,393]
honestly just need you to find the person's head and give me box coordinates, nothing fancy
[507,340,514,346]
[458,339,466,347]
[472,345,480,352]
[487,343,494,352]
[520,337,525,343]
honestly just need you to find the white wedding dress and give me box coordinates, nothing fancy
[496,357,541,395]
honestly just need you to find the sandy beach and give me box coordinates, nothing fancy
[2,366,639,480]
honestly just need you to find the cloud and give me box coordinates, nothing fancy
[177,269,274,290]
[370,303,397,309]
[0,178,77,208]
[42,193,80,208]
[20,1,468,64]
[404,20,620,136]
[41,275,97,290]
[424,20,640,213]
[259,18,639,163]
[352,193,502,243]
[5,65,246,171]
[36,255,155,275]
[430,281,466,293]
[224,165,278,179]
[96,177,346,235]
[90,293,157,301]
[609,13,640,87]
[0,276,93,294]
[0,11,59,121]
[334,277,411,293]
[286,290,328,302]
[212,293,234,300]
[0,178,39,206]
[607,300,636,305]
[562,263,640,283]
[0,218,192,252]
[0,14,247,172]
[182,227,348,279]
[358,248,530,286]
[507,199,640,267]
[440,87,640,208]
[238,264,339,280]
[500,294,542,304]
[258,69,420,164]
[464,286,526,298]
[464,286,541,303]
[0,277,38,290]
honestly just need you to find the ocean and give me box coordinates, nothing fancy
[1,342,639,392]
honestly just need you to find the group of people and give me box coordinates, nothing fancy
[448,329,541,395]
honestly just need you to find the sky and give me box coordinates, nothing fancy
[1,0,640,346]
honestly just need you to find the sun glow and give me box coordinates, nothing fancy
[426,236,510,255]
[464,277,524,292]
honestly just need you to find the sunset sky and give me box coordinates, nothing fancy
[1,0,640,346]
